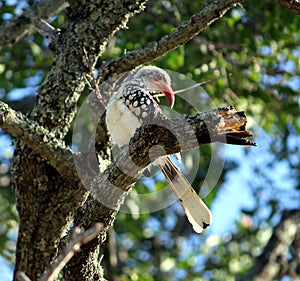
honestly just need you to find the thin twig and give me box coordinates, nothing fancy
[16,272,32,281]
[39,223,104,281]
[173,76,227,94]
[32,17,58,40]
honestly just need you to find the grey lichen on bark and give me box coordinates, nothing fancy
[0,101,78,180]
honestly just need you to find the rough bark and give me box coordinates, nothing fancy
[16,224,104,281]
[0,101,76,180]
[11,1,147,280]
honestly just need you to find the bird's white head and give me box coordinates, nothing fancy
[133,66,175,108]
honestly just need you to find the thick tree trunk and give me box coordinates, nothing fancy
[11,1,147,280]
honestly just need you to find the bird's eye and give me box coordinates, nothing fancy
[155,73,163,81]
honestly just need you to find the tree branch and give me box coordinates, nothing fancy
[97,0,245,81]
[1,81,254,280]
[0,101,77,180]
[90,105,255,209]
[237,209,300,281]
[1,98,255,231]
[0,0,68,49]
[0,100,254,196]
[275,0,300,15]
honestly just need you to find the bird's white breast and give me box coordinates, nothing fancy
[106,98,142,147]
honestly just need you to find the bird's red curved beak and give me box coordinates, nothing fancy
[154,82,175,108]
[163,87,175,108]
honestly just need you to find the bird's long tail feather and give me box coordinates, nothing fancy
[158,156,212,233]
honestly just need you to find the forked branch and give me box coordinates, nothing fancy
[90,105,256,212]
